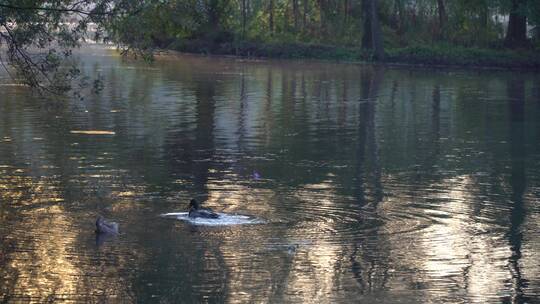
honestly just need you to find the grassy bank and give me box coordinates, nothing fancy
[385,45,540,70]
[167,39,540,70]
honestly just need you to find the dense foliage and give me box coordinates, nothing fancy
[107,0,540,50]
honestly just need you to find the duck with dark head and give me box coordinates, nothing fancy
[188,199,220,219]
[95,216,119,234]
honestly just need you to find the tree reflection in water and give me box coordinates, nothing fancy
[507,75,527,304]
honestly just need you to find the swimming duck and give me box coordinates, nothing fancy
[188,199,220,219]
[95,216,119,234]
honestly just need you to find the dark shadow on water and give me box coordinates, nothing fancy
[354,67,384,209]
[95,232,117,247]
[192,79,217,201]
[431,85,441,162]
[351,67,389,293]
[505,76,528,304]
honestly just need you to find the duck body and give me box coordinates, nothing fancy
[188,199,220,219]
[189,208,220,219]
[96,216,119,234]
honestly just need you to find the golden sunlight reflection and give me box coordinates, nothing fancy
[197,175,349,302]
[520,193,540,298]
[6,205,81,301]
[204,174,275,216]
[0,168,135,301]
[1,171,79,301]
[412,175,510,302]
[283,179,344,302]
[364,173,524,302]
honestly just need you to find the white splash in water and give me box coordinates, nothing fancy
[160,212,264,226]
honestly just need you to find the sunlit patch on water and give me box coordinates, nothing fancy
[70,130,116,135]
[160,212,264,226]
[260,239,314,255]
[0,83,28,87]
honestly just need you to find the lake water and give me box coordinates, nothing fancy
[1,46,539,303]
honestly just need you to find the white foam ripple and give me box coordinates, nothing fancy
[160,212,264,226]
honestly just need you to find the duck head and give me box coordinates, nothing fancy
[95,216,119,234]
[96,216,105,226]
[188,199,200,211]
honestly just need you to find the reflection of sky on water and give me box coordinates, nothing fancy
[1,46,540,302]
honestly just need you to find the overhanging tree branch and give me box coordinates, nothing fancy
[0,0,145,96]
[0,3,101,16]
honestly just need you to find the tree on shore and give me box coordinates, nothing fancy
[0,1,138,93]
[436,0,447,40]
[361,0,384,59]
[505,0,528,47]
[1,0,540,93]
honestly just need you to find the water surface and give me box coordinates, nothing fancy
[1,46,540,303]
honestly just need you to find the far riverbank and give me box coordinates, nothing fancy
[163,39,540,70]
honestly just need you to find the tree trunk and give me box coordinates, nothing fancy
[371,0,384,59]
[363,0,384,59]
[436,0,447,39]
[269,0,274,34]
[481,3,489,30]
[293,0,299,31]
[303,0,308,32]
[241,0,247,38]
[344,0,349,25]
[390,0,398,29]
[361,0,373,50]
[505,0,528,48]
[319,0,326,36]
[207,0,220,31]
